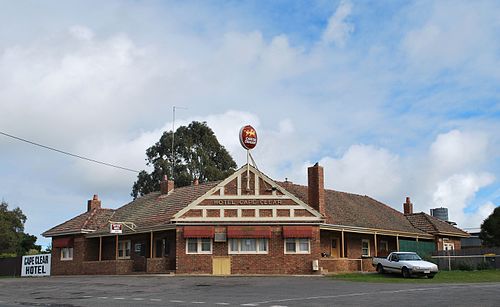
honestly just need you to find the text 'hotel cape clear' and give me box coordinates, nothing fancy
[43,125,468,275]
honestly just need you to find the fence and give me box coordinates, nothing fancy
[431,247,500,271]
[0,257,22,276]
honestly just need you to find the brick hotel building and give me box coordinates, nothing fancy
[43,163,468,275]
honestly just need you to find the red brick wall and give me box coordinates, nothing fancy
[176,226,321,275]
[51,235,86,275]
[437,237,462,251]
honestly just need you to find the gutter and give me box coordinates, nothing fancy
[320,224,434,239]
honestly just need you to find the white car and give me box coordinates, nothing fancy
[372,252,438,278]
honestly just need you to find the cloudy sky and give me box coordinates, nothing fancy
[1,0,499,247]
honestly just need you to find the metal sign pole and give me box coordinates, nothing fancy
[246,149,250,191]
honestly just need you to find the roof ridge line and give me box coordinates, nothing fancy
[81,208,98,229]
[421,212,440,232]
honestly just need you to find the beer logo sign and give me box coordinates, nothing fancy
[239,125,257,150]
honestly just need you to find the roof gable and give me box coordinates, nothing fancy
[172,164,323,223]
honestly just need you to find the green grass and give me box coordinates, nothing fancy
[329,270,500,283]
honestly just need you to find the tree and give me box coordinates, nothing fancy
[480,206,500,247]
[0,201,41,257]
[132,121,237,198]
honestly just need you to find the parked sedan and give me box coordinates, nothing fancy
[372,252,439,278]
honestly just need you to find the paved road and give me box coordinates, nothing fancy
[0,275,499,307]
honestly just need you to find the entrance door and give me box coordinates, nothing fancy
[212,257,231,275]
[331,238,340,258]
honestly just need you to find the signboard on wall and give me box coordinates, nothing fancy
[110,223,123,234]
[21,254,51,277]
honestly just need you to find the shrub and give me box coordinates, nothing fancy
[455,261,474,271]
[476,261,491,270]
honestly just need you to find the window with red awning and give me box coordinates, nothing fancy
[282,226,314,238]
[227,226,271,238]
[183,226,215,238]
[52,237,74,248]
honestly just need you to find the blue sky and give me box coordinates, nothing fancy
[0,0,499,247]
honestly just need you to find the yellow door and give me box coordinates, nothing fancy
[331,238,340,258]
[212,257,231,275]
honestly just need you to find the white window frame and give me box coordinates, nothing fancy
[284,238,310,254]
[228,238,268,254]
[186,238,213,254]
[118,240,131,259]
[443,242,455,251]
[361,239,370,257]
[60,247,73,261]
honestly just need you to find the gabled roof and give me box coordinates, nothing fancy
[87,181,221,236]
[172,164,323,223]
[279,183,428,235]
[42,208,114,237]
[406,212,469,237]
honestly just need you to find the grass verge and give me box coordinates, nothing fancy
[329,269,500,283]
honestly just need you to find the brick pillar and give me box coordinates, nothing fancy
[87,194,101,212]
[160,175,175,194]
[403,197,413,215]
[308,163,325,215]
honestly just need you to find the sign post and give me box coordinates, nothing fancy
[239,125,258,190]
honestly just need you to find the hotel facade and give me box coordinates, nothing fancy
[43,163,468,275]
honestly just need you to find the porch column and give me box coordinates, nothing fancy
[150,231,153,258]
[396,234,400,252]
[374,233,378,257]
[341,229,345,258]
[115,234,119,260]
[99,236,102,261]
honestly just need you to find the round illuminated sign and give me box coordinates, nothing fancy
[239,125,257,150]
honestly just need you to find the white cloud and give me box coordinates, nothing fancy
[429,129,489,175]
[401,1,500,78]
[432,173,495,224]
[322,0,354,46]
[319,144,402,200]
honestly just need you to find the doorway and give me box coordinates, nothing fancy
[212,257,231,275]
[331,238,340,258]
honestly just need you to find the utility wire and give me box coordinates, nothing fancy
[0,130,140,173]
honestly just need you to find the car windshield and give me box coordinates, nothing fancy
[398,253,422,261]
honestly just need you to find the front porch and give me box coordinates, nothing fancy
[84,229,176,274]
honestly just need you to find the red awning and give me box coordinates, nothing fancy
[52,237,74,248]
[227,226,271,238]
[183,226,215,238]
[282,226,314,238]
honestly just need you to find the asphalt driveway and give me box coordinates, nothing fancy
[0,275,499,307]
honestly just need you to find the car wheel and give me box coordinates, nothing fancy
[402,267,411,278]
[376,264,384,274]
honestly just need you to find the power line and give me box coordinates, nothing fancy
[0,130,140,173]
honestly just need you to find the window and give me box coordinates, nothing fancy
[284,238,310,254]
[443,242,454,251]
[379,240,388,252]
[118,240,131,259]
[361,239,370,257]
[61,247,73,261]
[186,238,212,254]
[228,239,268,254]
[155,239,170,257]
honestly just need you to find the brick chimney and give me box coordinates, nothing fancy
[308,163,325,215]
[160,175,175,194]
[87,194,101,212]
[193,177,199,186]
[403,196,413,215]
